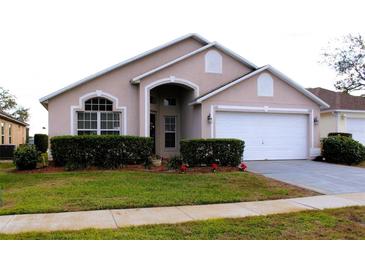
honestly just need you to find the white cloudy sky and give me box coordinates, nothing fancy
[1,0,364,135]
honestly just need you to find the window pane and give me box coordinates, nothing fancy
[84,97,113,111]
[101,131,119,135]
[78,121,84,129]
[165,132,175,148]
[163,98,176,106]
[78,130,97,135]
[91,112,97,120]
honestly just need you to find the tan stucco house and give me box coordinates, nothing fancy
[40,34,329,160]
[309,87,365,144]
[0,110,28,147]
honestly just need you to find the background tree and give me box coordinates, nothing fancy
[322,34,365,93]
[0,87,30,122]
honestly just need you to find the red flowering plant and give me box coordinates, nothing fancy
[238,162,247,172]
[180,164,188,173]
[211,163,218,173]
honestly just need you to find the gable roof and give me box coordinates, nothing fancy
[131,42,258,84]
[308,87,365,111]
[190,65,330,108]
[39,33,210,106]
[131,43,216,84]
[0,110,28,126]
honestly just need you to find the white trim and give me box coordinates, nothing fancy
[214,42,258,71]
[310,109,314,149]
[143,77,200,137]
[192,65,330,108]
[210,105,215,138]
[321,109,365,114]
[39,33,210,106]
[70,90,127,135]
[131,43,215,83]
[214,105,311,114]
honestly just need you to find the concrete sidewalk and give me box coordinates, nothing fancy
[0,192,364,234]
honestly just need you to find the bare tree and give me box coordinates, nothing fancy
[322,34,365,93]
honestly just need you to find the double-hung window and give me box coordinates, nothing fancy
[8,124,12,144]
[77,97,121,135]
[1,123,4,144]
[164,116,176,148]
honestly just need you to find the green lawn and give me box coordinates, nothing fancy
[0,163,316,215]
[1,206,364,240]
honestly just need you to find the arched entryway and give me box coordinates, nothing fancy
[147,80,200,157]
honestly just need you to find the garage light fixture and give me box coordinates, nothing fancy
[207,114,213,123]
[314,117,319,125]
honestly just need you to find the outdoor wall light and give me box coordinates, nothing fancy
[314,117,319,125]
[207,113,213,123]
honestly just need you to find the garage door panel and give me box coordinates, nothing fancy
[215,112,308,160]
[347,118,365,145]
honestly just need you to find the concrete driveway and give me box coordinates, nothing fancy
[248,160,365,194]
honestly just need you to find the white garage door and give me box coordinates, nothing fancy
[347,118,365,145]
[215,112,309,160]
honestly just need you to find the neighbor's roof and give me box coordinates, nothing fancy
[39,33,210,106]
[190,65,330,108]
[308,87,365,111]
[0,110,28,126]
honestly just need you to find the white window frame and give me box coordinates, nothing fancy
[164,116,176,149]
[70,90,127,136]
[76,111,121,135]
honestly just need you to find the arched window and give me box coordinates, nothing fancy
[257,73,274,97]
[77,97,121,135]
[205,50,222,74]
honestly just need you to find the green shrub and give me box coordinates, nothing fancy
[322,136,365,165]
[13,145,39,170]
[180,138,244,167]
[167,155,183,170]
[34,134,49,153]
[50,135,153,169]
[37,152,49,168]
[328,132,353,138]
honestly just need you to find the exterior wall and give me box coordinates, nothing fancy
[201,71,321,156]
[0,117,27,146]
[319,112,338,138]
[319,111,365,138]
[47,38,204,138]
[138,47,253,136]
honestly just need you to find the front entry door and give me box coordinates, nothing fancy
[150,113,156,154]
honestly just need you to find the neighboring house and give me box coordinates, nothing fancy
[40,34,329,160]
[0,110,28,146]
[309,87,365,144]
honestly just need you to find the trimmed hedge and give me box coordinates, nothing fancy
[50,135,153,169]
[322,136,365,165]
[13,145,39,170]
[34,134,49,153]
[180,138,244,167]
[328,132,353,138]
